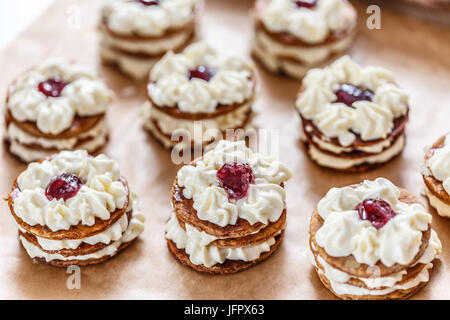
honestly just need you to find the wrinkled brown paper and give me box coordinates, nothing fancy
[0,0,449,299]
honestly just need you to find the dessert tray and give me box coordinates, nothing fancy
[0,0,449,299]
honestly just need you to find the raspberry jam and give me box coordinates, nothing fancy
[136,0,159,6]
[37,78,68,98]
[295,0,317,8]
[356,199,396,229]
[216,163,255,201]
[188,66,215,82]
[335,84,374,107]
[45,173,83,201]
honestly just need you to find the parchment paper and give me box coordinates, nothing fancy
[0,0,449,300]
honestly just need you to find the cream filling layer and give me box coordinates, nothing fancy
[17,213,128,251]
[252,40,318,79]
[165,212,276,268]
[424,187,450,217]
[100,44,160,80]
[7,125,108,163]
[100,29,192,55]
[302,124,395,154]
[142,100,251,141]
[308,135,405,169]
[6,118,108,150]
[310,230,440,296]
[19,209,145,262]
[253,28,353,66]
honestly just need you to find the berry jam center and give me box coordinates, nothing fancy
[37,78,68,98]
[216,163,255,201]
[188,65,216,82]
[356,199,396,229]
[334,84,374,107]
[295,0,317,9]
[136,0,159,6]
[45,173,83,201]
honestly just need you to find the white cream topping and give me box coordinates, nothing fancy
[307,135,405,170]
[8,58,113,135]
[259,0,356,44]
[19,207,145,262]
[149,42,255,113]
[165,212,275,267]
[102,0,197,37]
[13,150,128,232]
[296,56,409,146]
[315,178,432,267]
[427,135,450,195]
[177,140,292,227]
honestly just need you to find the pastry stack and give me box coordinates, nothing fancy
[423,133,450,217]
[143,42,256,151]
[309,178,441,299]
[4,58,113,163]
[165,140,292,274]
[7,150,145,267]
[99,0,200,80]
[251,0,357,79]
[296,56,409,172]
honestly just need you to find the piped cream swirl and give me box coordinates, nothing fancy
[177,140,292,227]
[260,0,356,44]
[8,58,113,135]
[296,56,408,146]
[13,150,128,232]
[149,42,255,113]
[315,178,432,267]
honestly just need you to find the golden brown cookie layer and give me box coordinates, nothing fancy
[166,231,284,274]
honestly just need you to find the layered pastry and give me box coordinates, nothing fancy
[309,178,441,300]
[296,56,409,172]
[251,0,357,79]
[165,140,292,274]
[7,150,145,267]
[422,134,450,217]
[4,58,113,163]
[99,0,200,80]
[143,42,256,151]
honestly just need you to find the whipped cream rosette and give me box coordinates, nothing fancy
[296,55,409,172]
[422,133,450,217]
[4,58,113,163]
[308,178,441,300]
[8,150,145,267]
[143,42,257,150]
[99,0,200,80]
[251,0,357,79]
[165,140,292,274]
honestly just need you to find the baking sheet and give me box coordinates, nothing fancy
[0,0,449,300]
